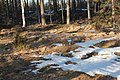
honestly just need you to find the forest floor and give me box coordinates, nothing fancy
[0,23,120,80]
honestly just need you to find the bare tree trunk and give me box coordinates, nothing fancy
[40,0,46,25]
[21,0,26,27]
[53,0,57,13]
[1,0,4,12]
[12,0,15,26]
[6,0,10,18]
[61,0,64,23]
[3,0,11,25]
[0,1,2,13]
[66,0,70,24]
[112,0,115,27]
[97,1,100,11]
[80,0,82,9]
[72,0,76,10]
[37,0,40,23]
[94,2,97,13]
[87,0,91,19]
[32,0,35,11]
[25,0,29,12]
[63,0,66,10]
[77,0,81,9]
[48,0,52,24]
[14,0,19,24]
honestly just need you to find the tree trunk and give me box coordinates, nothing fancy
[25,0,29,12]
[80,0,82,9]
[94,2,97,13]
[112,0,115,27]
[72,0,76,10]
[21,0,26,27]
[61,0,64,24]
[12,0,15,26]
[87,0,91,19]
[14,0,19,24]
[40,0,46,25]
[53,0,57,13]
[32,0,35,11]
[1,0,4,12]
[66,0,70,24]
[63,0,66,10]
[6,0,10,18]
[37,0,40,23]
[48,0,52,24]
[77,0,81,9]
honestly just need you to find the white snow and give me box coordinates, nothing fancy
[30,37,120,78]
[52,43,63,46]
[75,37,116,47]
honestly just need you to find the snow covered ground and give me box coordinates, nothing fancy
[31,37,120,78]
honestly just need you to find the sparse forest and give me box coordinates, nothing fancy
[0,0,120,80]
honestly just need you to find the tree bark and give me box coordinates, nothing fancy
[53,0,57,13]
[94,2,97,13]
[61,0,64,23]
[12,0,15,25]
[48,0,52,24]
[40,0,46,25]
[77,0,81,9]
[37,0,40,23]
[6,0,10,18]
[63,0,66,10]
[66,0,70,24]
[14,0,19,24]
[87,0,91,19]
[21,0,26,27]
[72,0,76,10]
[32,0,35,11]
[112,0,115,27]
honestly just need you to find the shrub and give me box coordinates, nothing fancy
[12,32,29,52]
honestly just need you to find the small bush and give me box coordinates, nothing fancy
[93,21,102,31]
[12,32,29,52]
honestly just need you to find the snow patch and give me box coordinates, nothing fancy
[30,37,120,77]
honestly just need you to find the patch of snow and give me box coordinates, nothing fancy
[28,35,40,39]
[32,69,40,74]
[71,47,97,58]
[75,37,116,47]
[30,37,120,77]
[52,43,63,46]
[117,75,120,80]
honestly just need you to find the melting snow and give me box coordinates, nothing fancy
[30,37,120,77]
[52,43,63,46]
